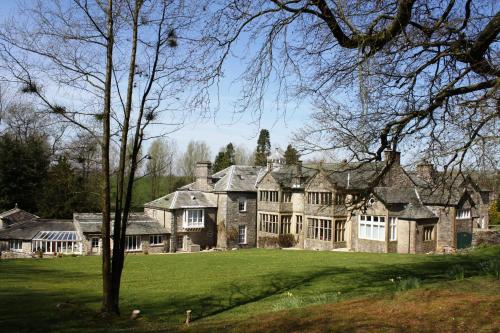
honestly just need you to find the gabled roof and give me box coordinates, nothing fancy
[398,203,437,220]
[0,219,74,240]
[144,190,217,210]
[0,207,39,226]
[373,187,420,205]
[73,213,168,235]
[323,162,386,189]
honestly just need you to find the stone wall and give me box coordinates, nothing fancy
[225,192,257,248]
[216,193,228,249]
[472,230,500,246]
[171,208,217,252]
[415,221,437,253]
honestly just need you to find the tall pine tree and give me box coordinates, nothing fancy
[213,142,236,172]
[254,129,270,166]
[284,144,299,165]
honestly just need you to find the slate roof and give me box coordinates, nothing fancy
[0,207,39,227]
[177,165,266,193]
[373,187,421,204]
[143,190,217,210]
[323,162,386,189]
[213,165,266,192]
[0,219,75,240]
[398,203,437,220]
[73,213,168,235]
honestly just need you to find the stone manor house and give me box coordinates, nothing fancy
[0,149,492,257]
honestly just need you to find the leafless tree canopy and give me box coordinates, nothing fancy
[201,0,499,175]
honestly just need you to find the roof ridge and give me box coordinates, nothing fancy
[226,165,236,191]
[170,191,179,210]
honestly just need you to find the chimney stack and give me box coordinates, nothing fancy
[195,161,212,191]
[383,149,400,166]
[416,162,436,184]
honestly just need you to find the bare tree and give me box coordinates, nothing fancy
[0,0,203,315]
[179,140,212,179]
[146,138,177,199]
[200,0,499,183]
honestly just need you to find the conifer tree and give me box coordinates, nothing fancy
[284,144,299,165]
[254,129,270,166]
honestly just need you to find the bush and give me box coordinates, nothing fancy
[278,234,297,248]
[258,236,279,248]
[479,259,500,279]
[446,264,465,280]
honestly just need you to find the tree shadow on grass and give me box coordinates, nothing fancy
[145,248,499,331]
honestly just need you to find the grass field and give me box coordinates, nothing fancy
[0,247,499,332]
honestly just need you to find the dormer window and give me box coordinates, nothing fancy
[183,209,204,228]
[456,209,471,220]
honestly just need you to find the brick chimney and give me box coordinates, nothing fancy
[416,162,436,184]
[195,161,212,191]
[383,149,400,166]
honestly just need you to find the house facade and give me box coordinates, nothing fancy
[256,150,492,254]
[0,150,493,257]
[144,161,265,252]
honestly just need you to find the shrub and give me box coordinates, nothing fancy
[446,264,465,280]
[278,234,297,248]
[226,226,239,243]
[479,259,500,279]
[258,236,278,248]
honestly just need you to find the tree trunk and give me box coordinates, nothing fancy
[110,0,142,314]
[101,0,115,315]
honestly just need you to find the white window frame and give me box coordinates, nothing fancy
[183,209,204,228]
[238,225,247,244]
[149,234,163,245]
[358,215,386,241]
[238,198,247,212]
[456,209,471,219]
[125,235,141,251]
[91,237,99,248]
[389,217,397,241]
[9,240,23,251]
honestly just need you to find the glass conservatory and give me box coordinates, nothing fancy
[31,231,82,254]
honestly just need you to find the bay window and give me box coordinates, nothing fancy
[307,218,332,241]
[359,215,385,241]
[183,209,204,228]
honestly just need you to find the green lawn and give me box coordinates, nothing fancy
[0,247,499,332]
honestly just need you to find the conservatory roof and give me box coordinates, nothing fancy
[32,231,80,241]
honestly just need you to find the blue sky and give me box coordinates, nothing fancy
[0,1,313,158]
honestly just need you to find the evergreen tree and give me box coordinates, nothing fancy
[0,133,50,212]
[226,143,235,165]
[38,155,79,218]
[254,129,270,166]
[213,142,236,172]
[284,144,299,165]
